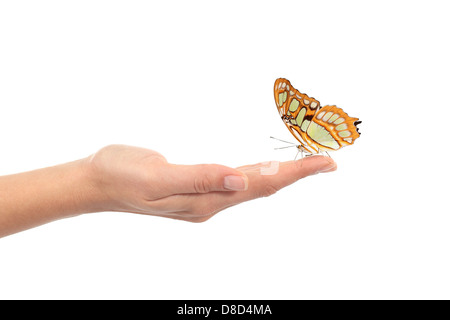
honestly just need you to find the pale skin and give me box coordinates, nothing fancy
[0,144,337,238]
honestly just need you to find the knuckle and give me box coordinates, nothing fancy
[189,203,216,221]
[192,204,214,217]
[193,174,213,193]
[261,185,279,197]
[188,215,213,223]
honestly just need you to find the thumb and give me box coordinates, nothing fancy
[162,163,249,194]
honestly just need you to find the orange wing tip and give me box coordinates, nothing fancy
[274,78,291,90]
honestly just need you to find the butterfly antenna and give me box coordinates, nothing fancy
[274,145,297,150]
[269,136,296,145]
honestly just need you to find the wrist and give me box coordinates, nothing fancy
[77,156,112,214]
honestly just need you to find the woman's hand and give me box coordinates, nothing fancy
[0,144,337,237]
[88,145,337,222]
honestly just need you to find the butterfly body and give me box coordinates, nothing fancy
[274,78,361,154]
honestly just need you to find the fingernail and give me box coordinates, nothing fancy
[260,161,280,175]
[224,175,248,191]
[317,162,337,173]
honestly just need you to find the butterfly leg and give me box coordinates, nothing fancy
[294,146,305,166]
[294,149,300,161]
[317,149,332,159]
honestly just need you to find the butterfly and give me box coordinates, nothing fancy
[274,78,361,155]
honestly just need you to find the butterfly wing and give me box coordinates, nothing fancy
[307,105,361,151]
[274,78,321,153]
[274,78,361,153]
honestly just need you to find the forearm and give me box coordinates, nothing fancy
[0,158,107,238]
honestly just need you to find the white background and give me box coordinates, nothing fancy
[0,0,449,299]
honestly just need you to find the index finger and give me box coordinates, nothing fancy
[237,155,337,199]
[179,156,337,217]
